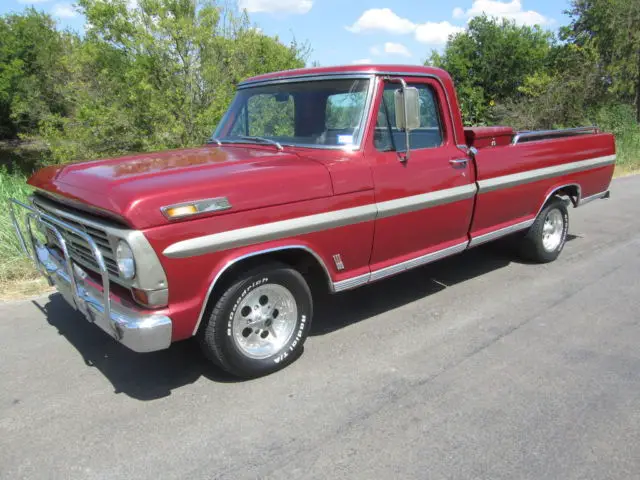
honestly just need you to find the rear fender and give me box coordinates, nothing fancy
[535,183,581,218]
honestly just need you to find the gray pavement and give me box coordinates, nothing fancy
[1,175,640,479]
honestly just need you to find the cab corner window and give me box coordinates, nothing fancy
[374,83,443,152]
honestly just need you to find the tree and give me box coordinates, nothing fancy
[494,42,607,130]
[428,16,553,125]
[564,0,640,121]
[40,0,307,163]
[0,9,73,139]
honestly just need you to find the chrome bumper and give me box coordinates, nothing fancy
[9,199,172,353]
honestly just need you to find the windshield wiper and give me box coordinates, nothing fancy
[236,135,284,151]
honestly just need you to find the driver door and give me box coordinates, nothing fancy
[367,76,476,272]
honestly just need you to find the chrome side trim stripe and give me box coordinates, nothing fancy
[578,189,610,207]
[333,241,469,293]
[164,184,473,258]
[376,184,476,218]
[369,242,468,282]
[168,155,613,259]
[478,155,616,193]
[164,204,377,259]
[333,273,370,293]
[468,219,535,248]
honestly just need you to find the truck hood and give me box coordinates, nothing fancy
[28,145,333,229]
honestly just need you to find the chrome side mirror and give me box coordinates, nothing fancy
[394,86,420,161]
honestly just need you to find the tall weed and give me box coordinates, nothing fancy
[0,167,37,284]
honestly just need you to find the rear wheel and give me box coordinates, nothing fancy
[198,262,313,378]
[519,197,569,263]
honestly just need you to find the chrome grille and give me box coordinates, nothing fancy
[33,199,120,278]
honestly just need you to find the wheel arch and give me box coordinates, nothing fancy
[192,245,334,336]
[536,183,581,218]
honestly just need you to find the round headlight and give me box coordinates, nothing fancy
[116,241,136,280]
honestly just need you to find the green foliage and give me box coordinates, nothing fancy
[0,1,307,167]
[593,104,640,171]
[429,16,553,125]
[0,9,74,139]
[494,42,607,130]
[36,0,307,164]
[563,0,640,121]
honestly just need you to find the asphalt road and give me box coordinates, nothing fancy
[2,175,640,479]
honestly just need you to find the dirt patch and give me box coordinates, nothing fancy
[0,278,54,302]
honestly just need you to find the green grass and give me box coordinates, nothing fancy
[0,168,44,294]
[614,131,640,174]
[593,104,640,174]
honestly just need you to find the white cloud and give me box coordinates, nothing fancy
[384,42,412,57]
[18,0,49,4]
[52,3,77,18]
[238,0,312,14]
[370,45,381,56]
[347,8,462,45]
[415,21,464,44]
[453,0,550,26]
[352,58,373,65]
[346,8,415,34]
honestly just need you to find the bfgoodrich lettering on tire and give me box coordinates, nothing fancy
[519,197,569,263]
[198,262,313,378]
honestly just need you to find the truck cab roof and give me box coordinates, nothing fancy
[240,64,453,86]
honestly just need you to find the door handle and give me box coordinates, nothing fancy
[449,158,468,168]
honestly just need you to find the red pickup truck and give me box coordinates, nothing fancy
[10,65,615,378]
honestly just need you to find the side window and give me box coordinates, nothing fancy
[230,93,295,137]
[374,83,443,152]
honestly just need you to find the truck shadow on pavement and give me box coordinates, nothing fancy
[310,243,512,336]
[31,241,553,401]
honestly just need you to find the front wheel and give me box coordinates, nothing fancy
[198,262,313,378]
[518,197,569,263]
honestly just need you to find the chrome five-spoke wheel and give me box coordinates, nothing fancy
[542,208,564,252]
[198,262,313,378]
[519,196,568,263]
[232,284,298,359]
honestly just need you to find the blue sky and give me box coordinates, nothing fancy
[2,0,572,66]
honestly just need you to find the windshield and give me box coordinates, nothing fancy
[213,78,371,149]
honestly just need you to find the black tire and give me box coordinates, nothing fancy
[519,197,569,263]
[198,262,313,379]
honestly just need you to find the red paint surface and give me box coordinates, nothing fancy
[28,145,333,229]
[470,133,615,235]
[26,65,616,342]
[464,126,515,148]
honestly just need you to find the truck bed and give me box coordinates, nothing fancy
[468,129,615,241]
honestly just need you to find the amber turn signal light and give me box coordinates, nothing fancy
[164,205,198,218]
[131,287,149,306]
[161,197,232,220]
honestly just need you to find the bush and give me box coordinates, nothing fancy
[594,104,640,171]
